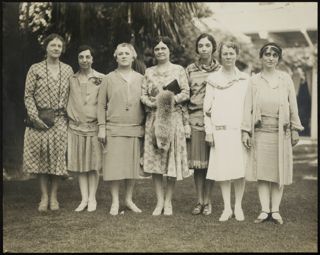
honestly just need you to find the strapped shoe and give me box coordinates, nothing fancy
[192,203,203,215]
[202,204,212,216]
[271,211,284,225]
[254,211,270,224]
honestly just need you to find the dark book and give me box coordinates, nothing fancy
[163,79,181,95]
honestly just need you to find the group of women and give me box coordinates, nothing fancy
[23,32,303,225]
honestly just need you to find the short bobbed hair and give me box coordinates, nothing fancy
[113,43,137,59]
[151,36,173,52]
[43,33,66,53]
[259,42,282,60]
[77,45,95,58]
[195,33,217,54]
[218,41,240,61]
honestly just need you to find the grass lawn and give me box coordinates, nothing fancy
[3,161,317,252]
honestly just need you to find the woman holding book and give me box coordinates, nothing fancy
[141,36,190,216]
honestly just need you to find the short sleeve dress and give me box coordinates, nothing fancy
[141,63,191,180]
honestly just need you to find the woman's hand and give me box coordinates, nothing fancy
[205,133,214,147]
[98,127,106,145]
[291,130,299,146]
[32,117,49,130]
[149,96,157,108]
[242,131,251,149]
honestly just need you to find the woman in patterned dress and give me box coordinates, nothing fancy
[141,36,190,216]
[67,45,104,212]
[241,43,303,224]
[97,43,144,216]
[186,33,220,216]
[23,33,73,212]
[204,41,249,221]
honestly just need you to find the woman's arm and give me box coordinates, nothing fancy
[203,83,214,145]
[97,77,108,144]
[287,74,304,131]
[24,65,40,120]
[140,70,157,108]
[174,67,190,104]
[241,79,254,135]
[97,77,108,126]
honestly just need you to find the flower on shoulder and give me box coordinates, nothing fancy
[89,77,103,86]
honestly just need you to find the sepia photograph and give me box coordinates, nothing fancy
[2,2,318,252]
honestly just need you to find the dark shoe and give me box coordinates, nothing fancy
[254,211,270,224]
[271,211,284,225]
[192,203,203,215]
[202,204,212,216]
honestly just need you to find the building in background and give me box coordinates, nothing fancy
[203,2,317,139]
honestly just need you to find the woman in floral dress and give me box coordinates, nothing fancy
[141,36,190,216]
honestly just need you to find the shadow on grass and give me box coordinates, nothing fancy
[3,163,318,252]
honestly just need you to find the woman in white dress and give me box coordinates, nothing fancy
[204,41,249,221]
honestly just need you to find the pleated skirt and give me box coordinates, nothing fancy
[67,129,102,173]
[187,129,210,170]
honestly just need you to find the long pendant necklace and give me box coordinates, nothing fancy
[46,60,62,108]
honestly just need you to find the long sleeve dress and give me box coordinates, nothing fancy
[185,59,220,169]
[204,68,249,181]
[241,70,304,186]
[141,63,191,180]
[67,69,105,173]
[23,60,73,176]
[97,70,145,181]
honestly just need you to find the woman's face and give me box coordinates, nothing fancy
[78,49,93,70]
[46,38,63,59]
[115,46,134,67]
[261,47,279,69]
[154,41,170,62]
[220,45,237,68]
[197,37,213,59]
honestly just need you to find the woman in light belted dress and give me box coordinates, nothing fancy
[141,36,190,216]
[23,33,73,212]
[241,43,303,224]
[97,43,145,216]
[67,45,104,212]
[204,41,249,221]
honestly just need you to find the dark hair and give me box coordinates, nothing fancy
[259,42,282,60]
[42,33,66,53]
[77,45,95,58]
[151,36,173,52]
[195,33,217,54]
[218,41,240,61]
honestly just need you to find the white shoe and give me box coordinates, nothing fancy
[109,204,119,216]
[219,209,233,222]
[234,208,245,221]
[75,201,88,212]
[87,200,97,212]
[152,205,164,216]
